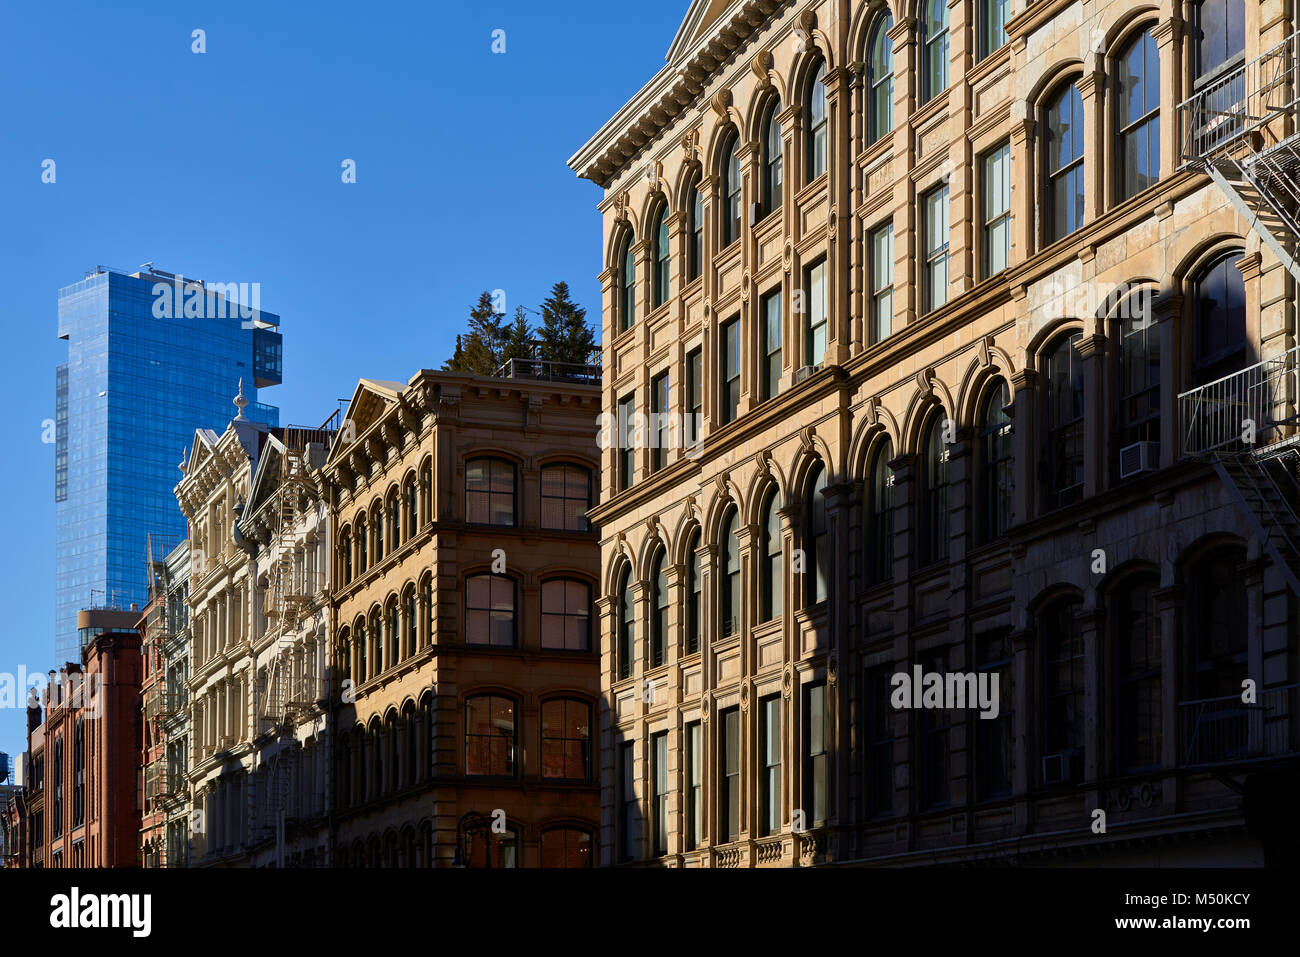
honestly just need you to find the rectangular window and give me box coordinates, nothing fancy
[651,371,669,472]
[976,630,1014,798]
[980,0,1009,60]
[618,742,637,862]
[982,143,1011,279]
[651,732,669,856]
[685,721,702,850]
[760,696,782,836]
[804,683,827,825]
[686,347,703,448]
[719,707,741,843]
[864,665,895,817]
[869,223,893,344]
[721,319,740,425]
[918,648,952,808]
[617,394,635,492]
[804,260,827,368]
[465,458,515,526]
[761,289,782,401]
[923,185,950,313]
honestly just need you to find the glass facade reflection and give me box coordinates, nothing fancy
[55,267,281,665]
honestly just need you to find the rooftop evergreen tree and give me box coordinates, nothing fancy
[537,281,596,367]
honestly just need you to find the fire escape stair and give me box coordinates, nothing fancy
[1211,449,1300,597]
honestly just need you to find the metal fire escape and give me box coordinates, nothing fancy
[1179,30,1300,600]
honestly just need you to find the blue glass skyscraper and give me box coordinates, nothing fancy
[55,266,282,665]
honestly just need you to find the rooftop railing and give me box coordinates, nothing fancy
[493,357,601,385]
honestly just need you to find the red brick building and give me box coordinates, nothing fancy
[27,629,143,867]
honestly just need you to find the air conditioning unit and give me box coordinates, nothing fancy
[1041,749,1082,785]
[1119,440,1159,478]
[794,364,821,384]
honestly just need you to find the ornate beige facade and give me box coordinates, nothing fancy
[570,0,1300,866]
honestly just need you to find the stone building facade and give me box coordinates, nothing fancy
[569,0,1300,866]
[325,369,601,867]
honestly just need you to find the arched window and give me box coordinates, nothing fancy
[806,464,829,604]
[685,529,702,655]
[762,102,783,215]
[339,628,352,684]
[806,61,828,180]
[1040,596,1085,783]
[650,549,668,667]
[1188,546,1247,700]
[404,587,417,656]
[761,491,783,621]
[386,598,399,667]
[541,463,592,531]
[920,0,949,105]
[373,502,384,562]
[356,516,368,571]
[465,574,516,647]
[404,476,418,538]
[541,698,592,780]
[1045,83,1085,243]
[1112,576,1161,772]
[1192,0,1245,84]
[403,701,417,786]
[341,530,353,584]
[689,179,704,281]
[540,827,594,867]
[1117,29,1160,201]
[653,205,671,308]
[722,134,742,246]
[619,233,637,331]
[465,694,516,777]
[1191,252,1248,387]
[419,463,432,524]
[419,576,433,648]
[465,457,516,526]
[719,508,740,635]
[867,15,894,145]
[541,578,591,651]
[978,382,1013,542]
[1044,333,1085,509]
[866,439,894,584]
[920,414,950,564]
[370,608,383,675]
[355,617,368,681]
[386,490,399,550]
[617,566,635,680]
[1113,287,1160,458]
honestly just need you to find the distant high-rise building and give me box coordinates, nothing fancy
[55,265,282,665]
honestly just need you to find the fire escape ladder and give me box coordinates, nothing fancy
[1211,450,1300,596]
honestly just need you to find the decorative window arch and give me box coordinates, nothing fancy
[1116,27,1160,202]
[867,14,894,145]
[619,230,637,331]
[652,203,671,308]
[919,0,949,104]
[721,132,743,246]
[719,507,741,635]
[760,489,783,621]
[684,527,702,655]
[806,60,829,180]
[1042,332,1085,509]
[540,826,594,867]
[919,413,950,564]
[617,564,635,680]
[977,381,1013,542]
[649,548,669,667]
[761,100,784,215]
[1044,81,1085,243]
[805,463,829,605]
[865,438,894,584]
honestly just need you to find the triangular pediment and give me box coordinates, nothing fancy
[246,433,287,515]
[666,0,733,64]
[327,378,406,464]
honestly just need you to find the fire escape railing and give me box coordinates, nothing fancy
[1178,345,1300,456]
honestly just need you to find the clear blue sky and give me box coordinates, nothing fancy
[0,0,685,761]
